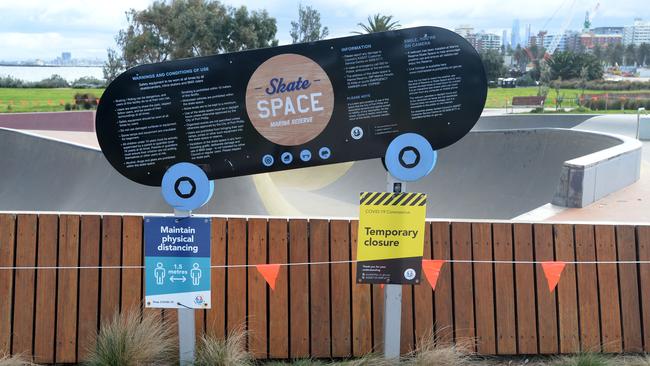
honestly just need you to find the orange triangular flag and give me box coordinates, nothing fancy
[422,259,445,290]
[541,261,566,292]
[256,264,281,290]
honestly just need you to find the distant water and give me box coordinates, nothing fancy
[0,65,104,82]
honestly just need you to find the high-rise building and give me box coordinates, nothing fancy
[511,19,521,47]
[61,52,71,61]
[624,18,650,45]
[455,25,501,52]
[454,25,474,38]
[477,33,502,51]
[502,30,509,48]
[525,24,532,47]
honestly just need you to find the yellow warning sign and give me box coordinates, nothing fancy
[356,192,426,284]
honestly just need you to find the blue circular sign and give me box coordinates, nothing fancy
[161,162,214,211]
[385,133,437,182]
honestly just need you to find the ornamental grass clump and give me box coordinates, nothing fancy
[84,310,176,366]
[194,326,253,366]
[0,353,34,366]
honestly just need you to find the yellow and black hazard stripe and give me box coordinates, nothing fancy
[359,192,426,206]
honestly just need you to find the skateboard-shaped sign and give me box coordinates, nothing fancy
[96,26,487,186]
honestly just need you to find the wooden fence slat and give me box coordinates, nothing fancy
[56,215,80,363]
[77,216,101,361]
[513,223,537,354]
[595,225,622,353]
[452,222,475,350]
[616,225,643,352]
[33,215,58,364]
[310,219,331,358]
[12,214,37,357]
[121,216,142,312]
[248,218,267,358]
[554,224,579,353]
[400,284,414,354]
[493,223,517,355]
[351,221,372,356]
[268,219,289,359]
[330,220,351,357]
[638,226,650,352]
[227,218,247,335]
[372,284,384,353]
[574,225,601,352]
[289,219,309,358]
[414,223,433,347]
[533,224,558,354]
[100,216,122,324]
[472,223,496,354]
[206,218,226,339]
[0,214,16,355]
[432,221,453,345]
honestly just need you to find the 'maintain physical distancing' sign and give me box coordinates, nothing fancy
[357,192,427,284]
[145,217,211,309]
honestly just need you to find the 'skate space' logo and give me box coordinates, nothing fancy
[245,53,334,146]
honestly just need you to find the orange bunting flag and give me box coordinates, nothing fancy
[256,264,281,290]
[422,259,445,290]
[541,261,566,292]
[380,284,384,289]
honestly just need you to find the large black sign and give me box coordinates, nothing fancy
[96,26,487,186]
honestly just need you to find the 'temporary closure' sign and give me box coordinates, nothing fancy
[356,192,427,284]
[96,27,487,186]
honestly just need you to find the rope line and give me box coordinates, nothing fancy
[1,259,650,270]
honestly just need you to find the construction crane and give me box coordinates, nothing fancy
[546,0,579,55]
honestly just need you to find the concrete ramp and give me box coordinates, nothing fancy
[0,128,266,215]
[275,129,622,219]
[0,125,633,219]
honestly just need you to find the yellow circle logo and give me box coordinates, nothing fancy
[245,54,334,146]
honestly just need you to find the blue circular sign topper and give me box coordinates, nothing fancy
[161,162,214,211]
[385,133,437,182]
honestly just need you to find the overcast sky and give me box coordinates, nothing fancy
[0,0,645,61]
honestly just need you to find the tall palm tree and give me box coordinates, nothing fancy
[352,14,400,34]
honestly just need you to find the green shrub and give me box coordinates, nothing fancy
[32,74,69,88]
[551,353,612,366]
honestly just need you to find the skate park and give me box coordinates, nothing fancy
[0,111,646,221]
[3,110,650,364]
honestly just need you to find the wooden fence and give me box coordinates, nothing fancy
[1,214,650,363]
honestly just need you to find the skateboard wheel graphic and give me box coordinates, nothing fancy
[385,133,437,181]
[161,162,214,211]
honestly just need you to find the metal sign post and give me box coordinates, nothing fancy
[175,208,196,365]
[384,174,404,359]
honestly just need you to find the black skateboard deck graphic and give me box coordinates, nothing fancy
[96,26,487,186]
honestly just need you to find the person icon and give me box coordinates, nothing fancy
[154,262,165,285]
[190,263,202,286]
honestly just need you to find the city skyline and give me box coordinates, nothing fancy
[0,0,646,61]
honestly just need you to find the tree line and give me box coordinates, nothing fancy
[104,0,400,83]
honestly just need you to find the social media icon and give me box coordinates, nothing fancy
[281,152,293,164]
[319,147,331,160]
[351,126,363,140]
[262,154,274,167]
[300,149,312,162]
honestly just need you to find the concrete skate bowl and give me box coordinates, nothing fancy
[0,128,265,215]
[265,128,640,219]
[0,125,640,219]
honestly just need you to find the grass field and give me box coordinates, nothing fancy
[0,87,648,113]
[0,88,104,113]
[486,86,649,109]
